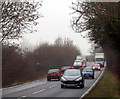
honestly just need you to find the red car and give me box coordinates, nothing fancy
[92,64,101,70]
[82,60,86,67]
[47,69,61,81]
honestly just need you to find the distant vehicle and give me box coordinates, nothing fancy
[76,55,83,61]
[86,64,93,67]
[82,67,94,79]
[92,64,101,70]
[61,69,85,88]
[47,69,61,81]
[75,55,87,67]
[95,53,105,67]
[61,66,72,74]
[73,60,83,66]
[73,60,84,70]
[82,58,86,67]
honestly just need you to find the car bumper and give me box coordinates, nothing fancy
[61,81,83,87]
[83,74,93,78]
[93,68,101,70]
[47,76,60,79]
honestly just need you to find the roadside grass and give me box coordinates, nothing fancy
[85,69,119,99]
[3,75,46,88]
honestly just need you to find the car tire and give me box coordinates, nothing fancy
[47,78,49,81]
[58,77,61,81]
[80,84,84,88]
[92,76,94,79]
[61,85,64,88]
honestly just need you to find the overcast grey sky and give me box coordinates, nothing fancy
[22,0,92,55]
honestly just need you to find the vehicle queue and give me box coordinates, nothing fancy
[47,55,103,89]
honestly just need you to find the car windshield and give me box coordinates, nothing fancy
[87,64,92,67]
[64,70,81,76]
[48,70,58,73]
[95,58,103,61]
[93,64,100,67]
[75,60,81,62]
[82,68,92,72]
[63,66,70,70]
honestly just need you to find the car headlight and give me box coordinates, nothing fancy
[61,77,67,81]
[75,77,82,81]
[98,67,100,69]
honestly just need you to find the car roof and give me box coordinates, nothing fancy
[83,67,92,69]
[62,66,71,67]
[66,69,80,71]
[93,64,100,65]
[49,69,59,70]
[85,67,92,68]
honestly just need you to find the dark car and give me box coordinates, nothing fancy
[60,69,85,88]
[73,66,84,70]
[92,64,101,70]
[61,66,72,74]
[47,69,61,81]
[82,67,94,79]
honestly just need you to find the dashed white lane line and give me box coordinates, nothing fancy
[49,85,57,88]
[21,95,27,98]
[32,89,46,94]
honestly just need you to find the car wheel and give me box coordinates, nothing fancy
[80,84,84,88]
[47,78,49,81]
[92,76,94,79]
[58,77,61,81]
[61,85,64,88]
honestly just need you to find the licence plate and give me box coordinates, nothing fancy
[67,84,75,86]
[85,75,89,77]
[51,74,55,76]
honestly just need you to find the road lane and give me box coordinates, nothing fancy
[2,67,104,98]
[26,70,102,97]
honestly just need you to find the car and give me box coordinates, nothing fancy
[73,60,83,66]
[60,69,85,88]
[86,64,93,67]
[61,66,72,74]
[92,64,101,70]
[47,69,61,81]
[73,66,84,70]
[82,67,94,79]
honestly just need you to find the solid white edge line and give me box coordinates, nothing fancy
[21,95,27,97]
[32,89,46,94]
[80,67,106,99]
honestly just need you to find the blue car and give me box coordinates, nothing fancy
[82,67,94,79]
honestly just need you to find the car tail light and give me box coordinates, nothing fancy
[48,73,51,76]
[98,66,100,69]
[93,67,95,69]
[58,73,60,76]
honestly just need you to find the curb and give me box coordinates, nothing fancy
[80,67,106,99]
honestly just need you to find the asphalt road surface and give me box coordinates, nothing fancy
[2,62,104,99]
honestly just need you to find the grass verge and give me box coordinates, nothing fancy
[84,69,119,99]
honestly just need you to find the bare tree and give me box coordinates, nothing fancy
[0,1,42,44]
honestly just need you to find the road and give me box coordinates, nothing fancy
[2,62,104,99]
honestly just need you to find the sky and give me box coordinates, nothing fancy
[22,0,92,55]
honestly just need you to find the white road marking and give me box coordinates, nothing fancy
[80,67,106,99]
[49,85,57,88]
[32,89,46,94]
[21,95,27,98]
